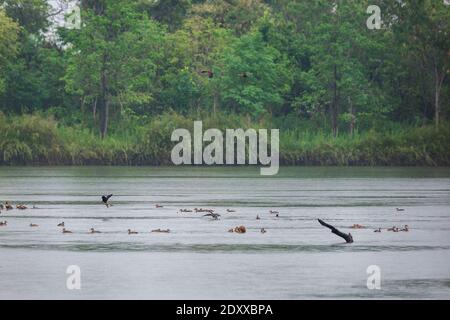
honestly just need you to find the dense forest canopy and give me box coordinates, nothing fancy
[0,0,448,166]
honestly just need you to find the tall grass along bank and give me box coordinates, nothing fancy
[0,113,449,166]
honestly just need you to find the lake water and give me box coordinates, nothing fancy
[0,166,449,299]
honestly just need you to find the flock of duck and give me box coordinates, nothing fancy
[0,195,268,235]
[0,196,410,242]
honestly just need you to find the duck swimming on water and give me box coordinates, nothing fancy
[62,228,73,234]
[151,228,170,233]
[350,224,366,229]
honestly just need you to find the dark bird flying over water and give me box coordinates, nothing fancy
[318,219,353,243]
[102,194,113,207]
[203,213,221,220]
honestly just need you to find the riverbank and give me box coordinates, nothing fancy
[0,113,449,166]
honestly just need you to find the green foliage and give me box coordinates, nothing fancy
[0,0,448,165]
[218,30,292,117]
[0,9,20,95]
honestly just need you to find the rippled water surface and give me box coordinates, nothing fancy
[0,166,449,299]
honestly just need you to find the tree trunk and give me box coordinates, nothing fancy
[213,90,219,117]
[349,97,355,135]
[434,64,443,128]
[331,64,339,137]
[99,61,109,139]
[435,79,440,127]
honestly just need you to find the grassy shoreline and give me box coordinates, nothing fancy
[1,113,449,166]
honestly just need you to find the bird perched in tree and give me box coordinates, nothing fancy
[102,194,113,207]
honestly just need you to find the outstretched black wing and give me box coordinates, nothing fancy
[318,219,353,243]
[318,219,334,230]
[102,194,113,203]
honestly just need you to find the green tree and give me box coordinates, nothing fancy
[1,0,50,34]
[385,0,450,126]
[64,0,166,138]
[161,16,232,115]
[218,29,292,117]
[277,0,390,136]
[191,0,268,35]
[0,9,20,95]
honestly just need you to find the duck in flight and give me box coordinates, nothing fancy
[318,219,353,243]
[203,213,221,220]
[102,194,113,208]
